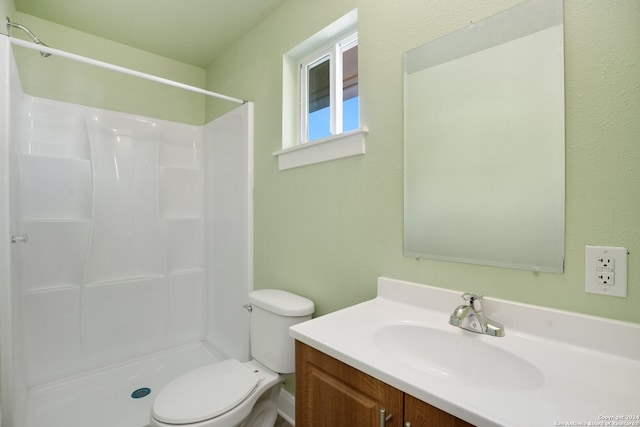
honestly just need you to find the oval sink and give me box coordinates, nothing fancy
[373,324,544,391]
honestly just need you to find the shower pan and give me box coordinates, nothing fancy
[0,34,254,427]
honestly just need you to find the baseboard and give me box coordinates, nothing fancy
[277,388,295,425]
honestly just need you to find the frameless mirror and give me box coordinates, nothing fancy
[403,0,565,273]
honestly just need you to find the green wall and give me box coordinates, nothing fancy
[9,12,206,125]
[207,0,640,324]
[0,0,15,32]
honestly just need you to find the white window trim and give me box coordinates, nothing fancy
[277,9,364,171]
[273,127,367,170]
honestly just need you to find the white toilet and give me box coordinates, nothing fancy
[150,289,314,427]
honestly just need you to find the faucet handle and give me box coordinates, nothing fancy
[461,293,484,311]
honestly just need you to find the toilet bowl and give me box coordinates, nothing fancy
[150,290,314,427]
[150,360,281,427]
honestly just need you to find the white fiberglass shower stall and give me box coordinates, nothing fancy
[0,35,253,427]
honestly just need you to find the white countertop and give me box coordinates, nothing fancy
[290,277,640,427]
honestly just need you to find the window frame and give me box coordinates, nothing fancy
[299,31,359,145]
[275,9,366,170]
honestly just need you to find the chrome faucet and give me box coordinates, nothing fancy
[449,293,505,337]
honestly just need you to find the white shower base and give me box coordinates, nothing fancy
[24,342,224,427]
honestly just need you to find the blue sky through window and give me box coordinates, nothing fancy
[308,96,359,142]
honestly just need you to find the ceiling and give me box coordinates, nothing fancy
[14,0,287,68]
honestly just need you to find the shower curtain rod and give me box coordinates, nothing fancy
[8,36,247,105]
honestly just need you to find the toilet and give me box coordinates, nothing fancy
[150,289,314,427]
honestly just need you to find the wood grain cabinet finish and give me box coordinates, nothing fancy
[404,393,473,427]
[295,341,474,427]
[295,340,404,427]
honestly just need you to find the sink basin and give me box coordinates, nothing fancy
[373,323,544,391]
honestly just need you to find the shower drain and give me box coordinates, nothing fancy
[131,387,152,399]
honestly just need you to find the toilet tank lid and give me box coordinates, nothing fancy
[249,289,314,316]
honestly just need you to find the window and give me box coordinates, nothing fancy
[301,33,359,143]
[276,9,366,170]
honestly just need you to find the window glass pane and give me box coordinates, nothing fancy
[343,96,359,132]
[307,57,331,141]
[308,106,331,141]
[342,45,358,132]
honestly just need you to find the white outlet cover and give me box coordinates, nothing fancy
[585,245,628,298]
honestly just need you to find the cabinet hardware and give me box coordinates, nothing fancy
[379,408,392,426]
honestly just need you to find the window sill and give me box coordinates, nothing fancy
[273,127,367,170]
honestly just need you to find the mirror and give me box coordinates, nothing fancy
[403,0,565,273]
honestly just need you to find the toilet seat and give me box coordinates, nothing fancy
[152,359,259,424]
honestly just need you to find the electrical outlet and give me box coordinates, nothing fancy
[596,256,614,285]
[585,245,627,297]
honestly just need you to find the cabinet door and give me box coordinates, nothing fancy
[404,394,474,427]
[296,341,404,427]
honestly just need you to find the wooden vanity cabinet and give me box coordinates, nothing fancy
[295,340,403,427]
[404,393,473,427]
[295,341,473,427]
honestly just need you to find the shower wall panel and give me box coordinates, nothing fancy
[0,35,17,427]
[5,36,31,427]
[205,103,253,362]
[158,120,205,349]
[85,114,165,284]
[14,96,207,386]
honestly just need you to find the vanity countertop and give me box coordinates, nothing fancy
[290,277,640,427]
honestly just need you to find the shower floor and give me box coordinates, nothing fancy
[24,342,223,427]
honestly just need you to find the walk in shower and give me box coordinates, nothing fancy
[1,33,253,427]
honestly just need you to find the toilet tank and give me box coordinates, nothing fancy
[248,289,314,374]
